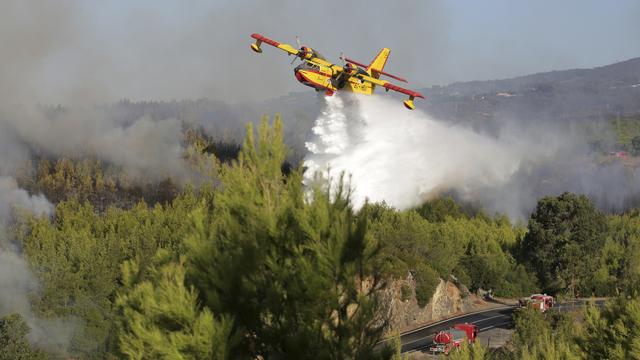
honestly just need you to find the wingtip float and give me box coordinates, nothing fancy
[250,33,425,110]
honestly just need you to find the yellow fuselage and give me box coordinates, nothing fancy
[294,62,374,95]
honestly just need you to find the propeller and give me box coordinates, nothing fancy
[339,52,357,75]
[291,36,306,64]
[293,36,314,61]
[290,36,302,64]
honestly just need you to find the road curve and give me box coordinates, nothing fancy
[378,298,606,354]
[376,305,515,354]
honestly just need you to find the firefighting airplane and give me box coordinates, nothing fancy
[250,33,424,110]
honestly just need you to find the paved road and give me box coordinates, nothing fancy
[378,298,606,355]
[378,305,515,354]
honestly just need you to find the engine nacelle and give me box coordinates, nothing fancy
[298,46,318,60]
[343,63,358,76]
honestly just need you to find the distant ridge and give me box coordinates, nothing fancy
[423,57,640,124]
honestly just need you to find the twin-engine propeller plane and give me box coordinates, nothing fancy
[250,33,424,110]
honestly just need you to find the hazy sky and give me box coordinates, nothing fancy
[2,0,638,104]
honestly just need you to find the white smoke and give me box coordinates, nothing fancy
[0,177,76,353]
[0,104,194,355]
[0,106,190,183]
[0,177,53,219]
[304,94,640,219]
[304,95,520,209]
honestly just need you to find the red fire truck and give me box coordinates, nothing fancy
[429,323,478,355]
[518,294,554,312]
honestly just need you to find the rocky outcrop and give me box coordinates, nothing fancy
[382,273,487,334]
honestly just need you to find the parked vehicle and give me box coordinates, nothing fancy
[518,294,554,312]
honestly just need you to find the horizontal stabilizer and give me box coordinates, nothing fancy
[344,57,407,83]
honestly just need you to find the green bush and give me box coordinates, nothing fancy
[452,265,472,291]
[414,264,441,308]
[0,314,48,360]
[498,264,539,298]
[414,196,467,222]
[400,284,412,302]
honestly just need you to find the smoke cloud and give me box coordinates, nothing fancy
[0,3,213,351]
[304,95,640,220]
[0,106,189,182]
[2,1,638,106]
[0,3,197,353]
[0,177,76,353]
[0,177,53,219]
[0,104,192,357]
[0,0,450,105]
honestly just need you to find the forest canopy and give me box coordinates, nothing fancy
[1,115,639,359]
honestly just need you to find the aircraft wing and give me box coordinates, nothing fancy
[356,74,424,99]
[355,73,424,109]
[380,82,424,99]
[307,57,343,71]
[250,33,344,74]
[250,33,299,56]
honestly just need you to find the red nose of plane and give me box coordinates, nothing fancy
[294,69,304,82]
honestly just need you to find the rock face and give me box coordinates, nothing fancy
[382,273,485,334]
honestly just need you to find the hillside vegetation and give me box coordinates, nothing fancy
[1,117,640,359]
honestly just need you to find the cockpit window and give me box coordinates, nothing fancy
[296,62,320,71]
[296,61,320,70]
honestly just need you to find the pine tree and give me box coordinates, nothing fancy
[186,115,388,359]
[116,250,232,360]
[580,297,640,359]
[448,340,486,360]
[0,313,48,360]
